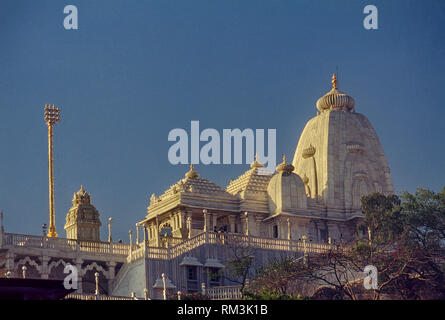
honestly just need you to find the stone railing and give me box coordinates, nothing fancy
[2,232,131,256]
[65,293,139,300]
[146,236,184,248]
[205,285,243,300]
[131,232,333,262]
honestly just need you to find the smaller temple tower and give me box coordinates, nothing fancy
[64,185,102,241]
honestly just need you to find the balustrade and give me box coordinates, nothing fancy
[3,232,131,256]
[3,231,334,263]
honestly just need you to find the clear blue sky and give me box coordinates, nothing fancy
[1,0,444,242]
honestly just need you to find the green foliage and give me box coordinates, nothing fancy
[227,256,253,278]
[248,188,445,300]
[359,192,404,245]
[224,255,254,289]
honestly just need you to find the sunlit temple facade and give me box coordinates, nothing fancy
[0,75,393,299]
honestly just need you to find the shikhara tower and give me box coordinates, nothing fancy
[293,74,394,219]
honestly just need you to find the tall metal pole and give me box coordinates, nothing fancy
[44,104,60,238]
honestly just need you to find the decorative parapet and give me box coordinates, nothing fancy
[3,232,131,256]
[127,231,334,263]
[206,285,243,300]
[65,293,139,300]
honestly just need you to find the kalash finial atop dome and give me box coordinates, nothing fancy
[316,73,355,113]
[250,154,265,169]
[332,73,338,90]
[72,185,91,206]
[185,164,200,179]
[276,154,295,173]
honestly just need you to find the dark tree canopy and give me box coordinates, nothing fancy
[247,188,445,300]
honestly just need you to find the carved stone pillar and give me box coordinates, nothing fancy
[136,224,140,245]
[228,215,236,233]
[186,216,192,239]
[177,209,189,239]
[203,209,211,232]
[179,212,184,229]
[155,215,160,247]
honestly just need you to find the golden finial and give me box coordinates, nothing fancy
[276,154,294,173]
[250,153,264,169]
[185,163,199,179]
[80,184,84,192]
[332,73,337,90]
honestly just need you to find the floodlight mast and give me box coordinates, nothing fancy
[44,104,60,238]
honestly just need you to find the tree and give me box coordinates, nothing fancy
[221,234,256,292]
[247,188,445,300]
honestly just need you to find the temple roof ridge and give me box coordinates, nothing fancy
[149,165,236,208]
[227,160,273,196]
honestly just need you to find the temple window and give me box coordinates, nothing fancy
[208,268,221,286]
[187,266,197,281]
[186,266,198,292]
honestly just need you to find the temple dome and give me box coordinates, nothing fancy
[267,155,307,214]
[65,185,101,241]
[316,74,355,113]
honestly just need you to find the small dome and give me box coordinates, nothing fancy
[316,74,355,113]
[267,162,307,214]
[276,155,294,173]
